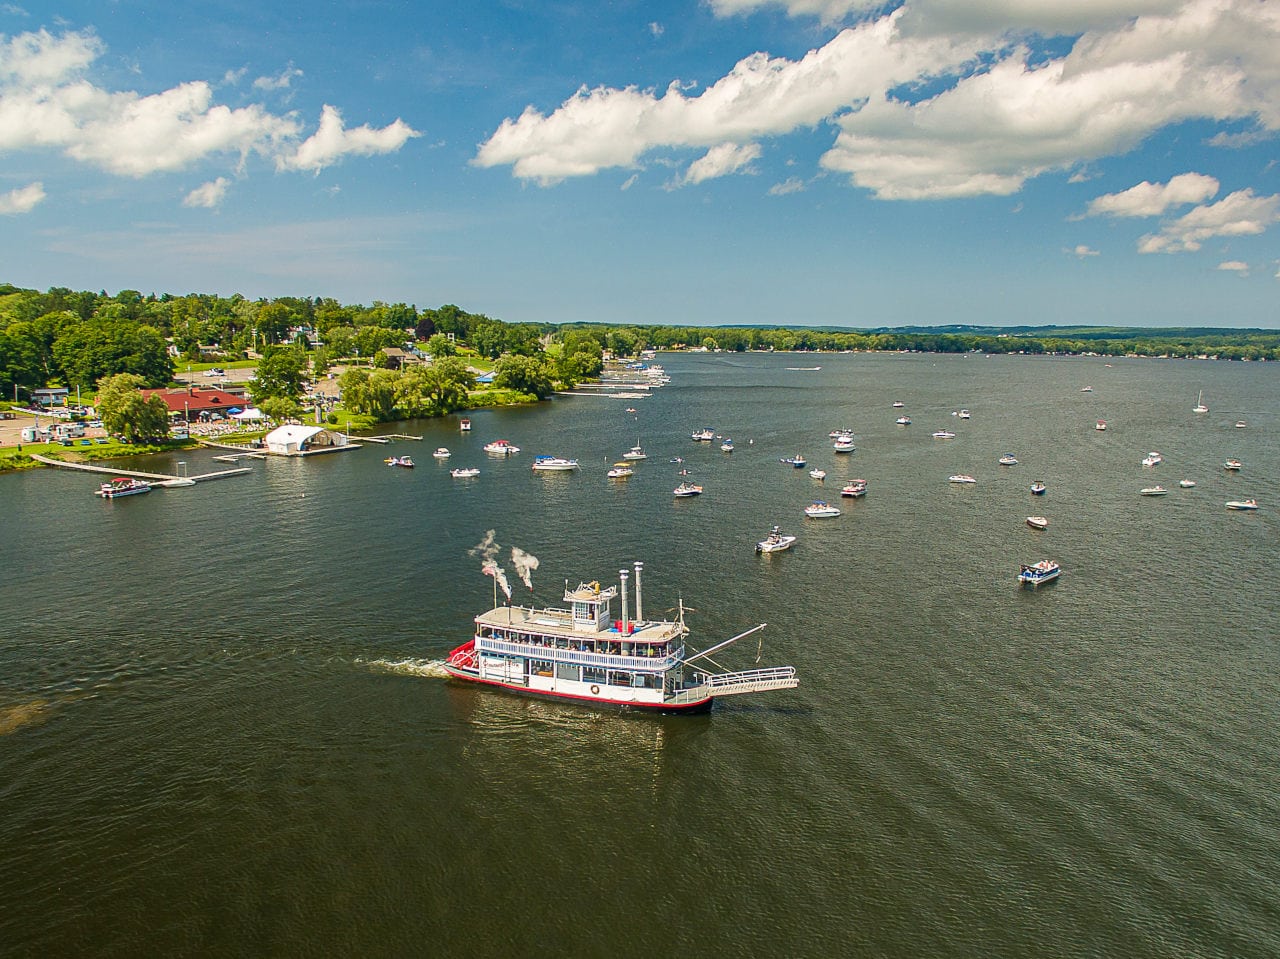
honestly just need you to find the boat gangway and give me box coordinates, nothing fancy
[666,666,799,705]
[31,455,252,487]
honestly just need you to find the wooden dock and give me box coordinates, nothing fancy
[367,433,423,442]
[31,455,252,487]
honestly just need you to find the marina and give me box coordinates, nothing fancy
[4,350,1279,959]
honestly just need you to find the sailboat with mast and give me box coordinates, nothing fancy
[444,561,798,713]
[1194,390,1208,413]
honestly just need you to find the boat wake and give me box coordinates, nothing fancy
[359,657,452,679]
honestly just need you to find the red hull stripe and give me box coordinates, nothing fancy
[444,667,712,712]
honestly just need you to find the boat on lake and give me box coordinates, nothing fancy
[1194,391,1208,414]
[1095,420,1107,431]
[1140,486,1168,496]
[433,447,451,459]
[1235,421,1247,429]
[691,428,715,442]
[443,565,798,714]
[958,410,971,419]
[949,474,977,484]
[607,463,634,479]
[460,418,471,431]
[96,477,151,498]
[809,468,826,480]
[1026,516,1049,530]
[1180,479,1196,488]
[781,455,807,468]
[932,430,956,439]
[841,480,868,498]
[1019,560,1061,585]
[450,467,480,478]
[483,439,520,455]
[1225,499,1259,511]
[1224,459,1242,471]
[622,444,647,460]
[755,526,797,554]
[998,454,1018,466]
[892,401,905,408]
[895,416,911,425]
[720,439,735,452]
[832,436,856,452]
[385,455,415,468]
[532,456,579,472]
[803,502,840,518]
[673,482,703,497]
[1030,481,1046,496]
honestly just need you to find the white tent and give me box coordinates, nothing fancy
[232,408,265,421]
[263,424,348,455]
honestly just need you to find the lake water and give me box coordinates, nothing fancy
[2,351,1278,957]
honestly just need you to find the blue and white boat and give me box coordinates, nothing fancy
[1018,560,1060,585]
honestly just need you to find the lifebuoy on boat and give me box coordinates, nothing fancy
[590,685,600,695]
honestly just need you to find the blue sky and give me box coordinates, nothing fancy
[1,0,1278,329]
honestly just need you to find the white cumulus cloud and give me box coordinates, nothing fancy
[769,176,806,195]
[253,66,303,92]
[183,176,230,208]
[1086,173,1220,217]
[1138,189,1280,253]
[476,0,1280,202]
[682,142,761,185]
[0,180,44,214]
[278,104,420,173]
[1071,244,1100,257]
[1217,260,1248,275]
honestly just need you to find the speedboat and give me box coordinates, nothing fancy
[828,429,854,439]
[1026,516,1049,530]
[1030,481,1046,496]
[932,430,956,439]
[483,439,520,455]
[720,439,735,452]
[1224,459,1242,471]
[450,467,480,478]
[948,474,977,484]
[691,428,715,442]
[624,407,637,413]
[1226,499,1259,511]
[1179,479,1196,488]
[958,410,971,419]
[998,454,1018,466]
[809,468,826,480]
[895,416,911,425]
[832,436,856,452]
[607,463,634,479]
[1142,451,1163,467]
[622,444,647,460]
[673,482,703,497]
[460,418,471,431]
[781,455,807,468]
[532,456,580,471]
[841,480,868,498]
[803,502,840,518]
[1019,560,1061,585]
[1235,421,1247,429]
[385,455,415,468]
[1193,391,1207,414]
[1095,420,1107,431]
[755,526,797,554]
[892,401,905,408]
[433,447,451,459]
[1080,386,1093,392]
[1140,486,1168,496]
[96,477,151,498]
[669,456,684,464]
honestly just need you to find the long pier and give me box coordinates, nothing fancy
[31,455,252,487]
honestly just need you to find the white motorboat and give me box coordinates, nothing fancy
[385,455,415,468]
[828,429,854,439]
[1142,451,1163,467]
[460,418,471,431]
[809,468,826,480]
[532,456,580,471]
[1026,516,1049,530]
[895,416,911,425]
[781,455,807,468]
[720,439,735,452]
[673,482,703,497]
[450,467,480,478]
[892,401,905,408]
[1235,421,1247,429]
[841,480,868,498]
[1225,499,1259,511]
[691,428,715,442]
[1140,486,1168,496]
[1030,481,1046,495]
[1095,420,1107,431]
[998,454,1018,466]
[755,526,797,554]
[832,436,856,452]
[1019,560,1061,585]
[958,410,971,419]
[483,439,520,455]
[1194,391,1208,414]
[1179,479,1196,488]
[803,502,840,518]
[948,474,977,484]
[607,462,634,479]
[932,430,956,439]
[622,444,647,460]
[95,477,151,498]
[1224,459,1242,471]
[433,447,452,459]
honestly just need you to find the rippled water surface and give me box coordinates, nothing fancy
[3,352,1278,957]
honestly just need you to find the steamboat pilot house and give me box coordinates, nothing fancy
[447,562,799,712]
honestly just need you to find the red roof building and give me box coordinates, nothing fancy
[142,386,248,418]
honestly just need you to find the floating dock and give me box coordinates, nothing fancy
[31,455,252,487]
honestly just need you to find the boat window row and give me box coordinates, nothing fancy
[479,628,671,658]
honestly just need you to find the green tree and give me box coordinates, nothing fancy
[493,354,555,399]
[258,395,300,423]
[96,373,171,441]
[425,333,456,358]
[250,347,307,402]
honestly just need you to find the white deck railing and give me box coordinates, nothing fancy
[476,636,680,673]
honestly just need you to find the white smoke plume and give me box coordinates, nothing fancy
[471,530,511,600]
[482,559,512,600]
[510,546,539,590]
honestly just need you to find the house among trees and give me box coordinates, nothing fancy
[142,386,247,421]
[32,387,71,407]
